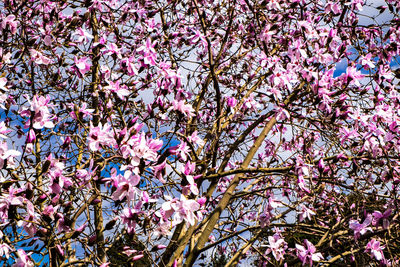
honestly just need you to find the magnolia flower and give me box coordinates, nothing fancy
[325,1,341,14]
[298,204,316,222]
[162,195,200,226]
[137,38,157,66]
[266,235,287,261]
[111,170,140,202]
[68,102,94,120]
[1,15,18,34]
[188,131,205,147]
[102,42,122,58]
[175,195,200,226]
[121,56,138,76]
[372,209,391,229]
[171,100,195,118]
[365,239,385,261]
[189,29,207,48]
[360,53,375,69]
[120,204,142,234]
[169,141,190,161]
[296,239,323,266]
[0,141,21,169]
[183,174,199,196]
[226,96,237,107]
[12,249,34,267]
[88,122,114,151]
[349,215,372,239]
[47,159,73,195]
[0,121,11,138]
[0,186,24,221]
[345,66,364,87]
[153,160,167,183]
[72,27,94,43]
[74,56,92,76]
[103,80,130,100]
[181,162,199,195]
[0,243,12,259]
[29,49,52,65]
[21,95,55,129]
[153,219,171,237]
[0,77,8,91]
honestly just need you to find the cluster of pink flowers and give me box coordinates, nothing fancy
[161,195,202,226]
[20,95,55,129]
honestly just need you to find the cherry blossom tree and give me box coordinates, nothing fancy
[0,0,400,266]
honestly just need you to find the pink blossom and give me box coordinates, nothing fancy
[56,212,70,232]
[0,77,8,91]
[378,65,393,82]
[266,0,282,10]
[0,141,21,169]
[266,235,287,261]
[121,56,138,76]
[110,170,140,202]
[188,131,205,147]
[137,38,157,66]
[189,29,208,48]
[18,213,37,237]
[26,129,36,143]
[349,215,372,239]
[176,195,201,226]
[47,158,73,195]
[0,186,24,220]
[22,95,55,129]
[102,42,122,58]
[153,161,167,183]
[88,122,114,151]
[325,1,342,14]
[123,247,137,256]
[141,191,156,203]
[182,173,199,196]
[103,80,130,100]
[345,66,364,87]
[76,159,97,187]
[169,141,190,161]
[171,100,195,118]
[297,176,309,193]
[29,49,52,65]
[0,121,11,138]
[121,133,160,171]
[298,205,316,222]
[0,243,12,259]
[1,15,18,35]
[12,249,34,267]
[68,102,94,120]
[197,197,207,207]
[372,209,391,229]
[183,161,195,175]
[226,96,237,107]
[74,56,92,76]
[296,239,323,266]
[72,27,94,43]
[120,202,143,233]
[360,53,375,69]
[43,35,52,46]
[42,205,57,220]
[346,0,364,11]
[162,195,200,226]
[153,219,171,237]
[365,239,385,261]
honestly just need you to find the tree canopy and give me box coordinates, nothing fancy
[0,0,400,266]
